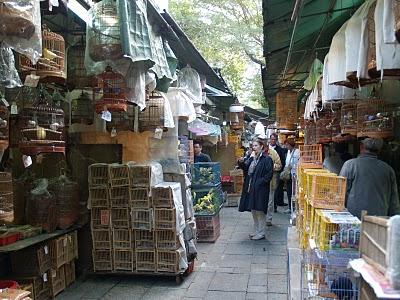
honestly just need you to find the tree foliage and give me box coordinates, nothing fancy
[169,0,266,108]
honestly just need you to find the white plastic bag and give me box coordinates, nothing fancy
[177,66,202,104]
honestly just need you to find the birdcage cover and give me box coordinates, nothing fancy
[0,0,42,64]
[304,58,323,91]
[177,66,203,105]
[125,62,146,110]
[164,87,196,122]
[327,21,349,85]
[0,46,22,88]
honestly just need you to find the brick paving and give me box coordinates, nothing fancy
[57,207,290,300]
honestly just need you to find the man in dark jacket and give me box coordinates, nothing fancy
[270,133,287,209]
[339,138,400,219]
[194,141,211,163]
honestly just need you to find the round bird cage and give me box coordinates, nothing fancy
[0,104,9,150]
[19,26,66,82]
[93,66,127,114]
[72,91,94,124]
[357,98,394,139]
[0,0,36,39]
[139,93,165,132]
[67,40,93,89]
[229,99,244,130]
[88,0,123,62]
[18,91,65,155]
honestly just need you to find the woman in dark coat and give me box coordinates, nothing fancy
[238,139,274,240]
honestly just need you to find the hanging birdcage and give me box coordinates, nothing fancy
[357,99,394,139]
[18,91,65,155]
[316,110,334,144]
[229,99,244,130]
[67,40,92,89]
[139,93,165,132]
[276,90,298,130]
[71,91,94,124]
[106,108,135,132]
[304,121,316,145]
[93,66,127,114]
[0,0,36,39]
[340,102,358,136]
[0,104,9,150]
[88,0,123,62]
[19,26,66,81]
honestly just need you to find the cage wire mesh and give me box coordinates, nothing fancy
[301,249,359,300]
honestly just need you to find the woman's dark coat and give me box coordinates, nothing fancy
[238,153,273,213]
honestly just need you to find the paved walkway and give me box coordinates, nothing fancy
[57,207,290,300]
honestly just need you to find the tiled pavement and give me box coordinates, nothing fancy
[57,207,290,300]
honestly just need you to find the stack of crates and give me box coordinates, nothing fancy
[48,231,79,297]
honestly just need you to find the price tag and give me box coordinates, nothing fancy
[44,245,49,254]
[110,127,117,138]
[24,74,40,87]
[100,209,110,226]
[22,155,32,168]
[43,273,48,282]
[0,97,9,107]
[101,110,112,122]
[154,127,163,139]
[11,102,18,115]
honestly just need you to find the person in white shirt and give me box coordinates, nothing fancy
[282,138,300,214]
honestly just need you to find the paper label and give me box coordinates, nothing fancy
[44,245,49,254]
[100,210,109,225]
[154,128,163,139]
[110,127,117,138]
[101,110,112,122]
[43,273,48,282]
[11,102,18,115]
[24,74,40,87]
[22,155,32,168]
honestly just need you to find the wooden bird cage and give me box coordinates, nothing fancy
[71,91,93,124]
[19,27,66,82]
[357,99,394,139]
[0,0,36,39]
[88,0,123,62]
[340,102,358,136]
[139,93,165,132]
[18,93,65,155]
[67,41,93,89]
[316,110,334,144]
[93,66,127,114]
[0,105,9,150]
[276,90,298,130]
[106,108,135,132]
[304,121,316,145]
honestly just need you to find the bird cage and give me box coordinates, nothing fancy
[304,121,316,145]
[276,90,298,130]
[357,99,394,139]
[0,0,36,40]
[93,66,127,114]
[88,0,123,62]
[71,91,93,124]
[67,41,92,89]
[139,93,165,132]
[340,102,358,136]
[19,26,66,81]
[330,104,342,142]
[18,93,65,155]
[316,110,334,144]
[229,100,244,130]
[0,105,9,150]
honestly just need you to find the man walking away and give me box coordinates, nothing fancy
[339,138,400,219]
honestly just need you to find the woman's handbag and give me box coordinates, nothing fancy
[279,151,295,181]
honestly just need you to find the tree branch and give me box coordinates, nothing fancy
[244,49,266,66]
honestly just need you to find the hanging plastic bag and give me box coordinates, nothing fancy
[0,46,22,88]
[0,0,42,64]
[177,66,203,104]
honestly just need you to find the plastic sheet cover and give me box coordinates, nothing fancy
[188,119,221,136]
[387,215,400,289]
[304,58,323,91]
[125,62,146,110]
[177,66,203,104]
[0,46,22,88]
[163,87,196,122]
[127,161,164,187]
[0,0,42,64]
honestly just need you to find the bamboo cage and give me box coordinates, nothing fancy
[276,90,298,130]
[138,94,165,132]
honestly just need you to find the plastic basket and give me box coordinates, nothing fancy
[195,213,220,243]
[129,188,151,209]
[112,228,132,249]
[157,250,180,273]
[131,209,153,231]
[308,174,346,211]
[134,230,155,249]
[192,184,224,216]
[191,162,221,187]
[109,186,130,208]
[113,249,134,272]
[91,228,112,250]
[111,208,130,228]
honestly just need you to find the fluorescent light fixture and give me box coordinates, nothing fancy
[68,0,90,24]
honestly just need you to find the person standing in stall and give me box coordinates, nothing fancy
[270,133,287,211]
[193,141,211,163]
[238,139,274,240]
